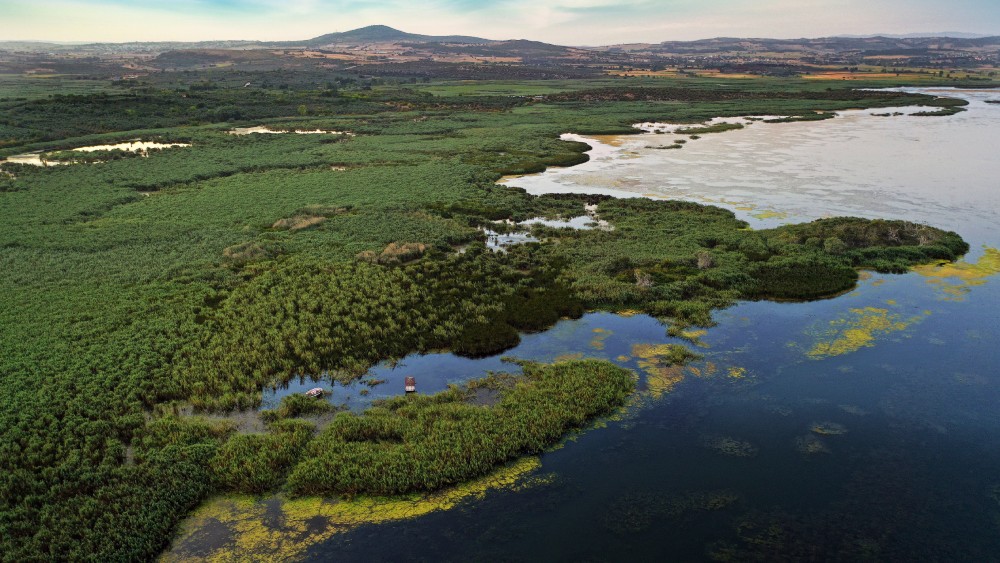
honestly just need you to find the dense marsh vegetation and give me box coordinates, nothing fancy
[288,360,635,495]
[0,72,969,560]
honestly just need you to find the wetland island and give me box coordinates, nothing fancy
[2,7,1000,562]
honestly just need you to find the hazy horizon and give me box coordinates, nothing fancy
[3,28,998,47]
[2,0,999,45]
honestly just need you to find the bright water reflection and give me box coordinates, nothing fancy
[505,88,1000,248]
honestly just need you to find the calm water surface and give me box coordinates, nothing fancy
[186,89,1000,561]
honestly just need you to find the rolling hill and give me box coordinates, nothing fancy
[303,25,493,46]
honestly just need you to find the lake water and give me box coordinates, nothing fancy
[169,88,1000,561]
[507,87,1000,249]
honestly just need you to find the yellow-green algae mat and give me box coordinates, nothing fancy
[163,457,550,562]
[913,247,1000,301]
[801,249,1000,359]
[806,306,929,359]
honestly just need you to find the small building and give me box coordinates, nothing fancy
[404,377,416,393]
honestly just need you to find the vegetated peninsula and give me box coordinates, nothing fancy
[0,25,988,562]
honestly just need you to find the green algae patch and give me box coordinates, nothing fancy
[614,309,642,317]
[687,361,719,379]
[163,457,546,562]
[589,327,613,350]
[703,435,758,457]
[603,343,701,422]
[766,404,794,417]
[602,489,741,535]
[811,421,848,436]
[671,328,710,348]
[795,434,831,455]
[750,209,789,221]
[727,366,749,379]
[913,247,1000,301]
[838,404,869,416]
[632,343,701,399]
[806,307,926,359]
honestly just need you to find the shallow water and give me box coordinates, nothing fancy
[0,140,189,166]
[71,140,190,152]
[0,153,67,166]
[478,216,605,250]
[171,88,1000,561]
[228,125,352,135]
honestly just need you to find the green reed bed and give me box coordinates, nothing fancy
[287,360,635,495]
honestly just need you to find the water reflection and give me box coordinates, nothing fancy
[261,312,685,412]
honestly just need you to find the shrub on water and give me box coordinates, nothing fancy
[260,393,333,422]
[747,255,858,299]
[211,420,314,493]
[451,318,521,357]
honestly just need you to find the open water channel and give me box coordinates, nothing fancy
[170,88,1000,561]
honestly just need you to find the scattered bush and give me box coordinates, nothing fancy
[260,393,333,422]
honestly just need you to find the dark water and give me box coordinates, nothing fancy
[292,89,1000,561]
[303,270,1000,561]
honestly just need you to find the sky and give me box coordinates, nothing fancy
[1,0,998,44]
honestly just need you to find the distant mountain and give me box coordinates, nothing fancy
[836,32,993,39]
[0,41,63,50]
[641,35,1000,55]
[0,39,265,53]
[303,25,493,46]
[498,39,574,55]
[3,26,996,58]
[0,26,495,53]
[414,38,578,58]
